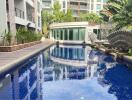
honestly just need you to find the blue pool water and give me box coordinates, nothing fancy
[0,45,132,100]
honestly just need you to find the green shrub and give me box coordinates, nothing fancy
[16,28,42,44]
[128,48,132,56]
[3,31,12,46]
[16,28,27,44]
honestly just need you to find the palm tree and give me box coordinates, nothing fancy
[100,0,131,30]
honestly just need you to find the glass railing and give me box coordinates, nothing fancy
[15,8,24,19]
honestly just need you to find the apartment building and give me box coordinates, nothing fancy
[42,0,107,17]
[42,0,68,13]
[0,0,42,39]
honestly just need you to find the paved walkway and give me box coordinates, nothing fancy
[0,39,54,75]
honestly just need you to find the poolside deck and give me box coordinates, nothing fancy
[0,39,55,76]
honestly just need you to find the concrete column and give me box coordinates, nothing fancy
[0,0,8,45]
[34,0,38,32]
[24,0,27,23]
[78,2,80,16]
[8,0,16,44]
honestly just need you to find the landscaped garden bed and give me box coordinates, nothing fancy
[0,41,41,52]
[0,28,43,52]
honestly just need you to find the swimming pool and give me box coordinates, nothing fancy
[0,45,132,100]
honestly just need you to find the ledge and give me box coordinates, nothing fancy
[0,41,41,52]
[94,44,132,66]
[0,40,55,79]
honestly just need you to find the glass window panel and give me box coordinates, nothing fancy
[52,30,54,38]
[58,29,61,40]
[79,28,85,41]
[56,29,60,40]
[97,0,101,2]
[54,30,55,39]
[64,29,68,40]
[60,29,63,40]
[73,28,79,40]
[103,0,107,3]
[69,28,73,40]
[96,4,101,10]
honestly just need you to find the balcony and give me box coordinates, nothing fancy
[70,5,78,10]
[27,15,35,23]
[42,2,51,8]
[80,6,88,10]
[69,0,88,3]
[26,3,35,23]
[26,0,34,7]
[15,8,24,19]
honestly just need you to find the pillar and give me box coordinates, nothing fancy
[8,0,16,44]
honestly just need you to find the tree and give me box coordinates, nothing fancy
[41,1,75,37]
[81,13,101,25]
[42,11,53,35]
[63,9,74,22]
[52,1,64,22]
[100,0,132,30]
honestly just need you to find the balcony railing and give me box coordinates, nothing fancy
[80,6,88,9]
[27,15,35,23]
[69,0,88,3]
[15,8,24,19]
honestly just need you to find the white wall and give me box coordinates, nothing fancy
[14,0,24,11]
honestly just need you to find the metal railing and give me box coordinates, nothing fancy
[15,8,24,19]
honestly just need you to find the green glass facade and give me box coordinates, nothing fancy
[51,27,85,41]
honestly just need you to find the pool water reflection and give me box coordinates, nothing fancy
[0,45,132,100]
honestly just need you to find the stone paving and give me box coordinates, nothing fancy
[0,39,54,68]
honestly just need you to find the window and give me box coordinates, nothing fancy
[96,4,101,10]
[73,28,79,40]
[79,28,85,41]
[63,1,66,8]
[37,2,40,13]
[97,0,101,2]
[64,29,68,40]
[103,0,107,3]
[38,16,40,27]
[69,29,73,40]
[52,27,85,41]
[60,29,63,40]
[91,4,94,10]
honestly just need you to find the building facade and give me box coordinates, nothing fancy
[0,0,42,41]
[42,0,107,17]
[50,22,101,44]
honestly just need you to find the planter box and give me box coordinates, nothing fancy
[0,41,41,52]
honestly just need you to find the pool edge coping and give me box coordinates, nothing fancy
[0,42,55,78]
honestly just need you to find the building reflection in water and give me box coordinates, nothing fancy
[0,45,131,100]
[43,45,101,82]
[0,54,44,100]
